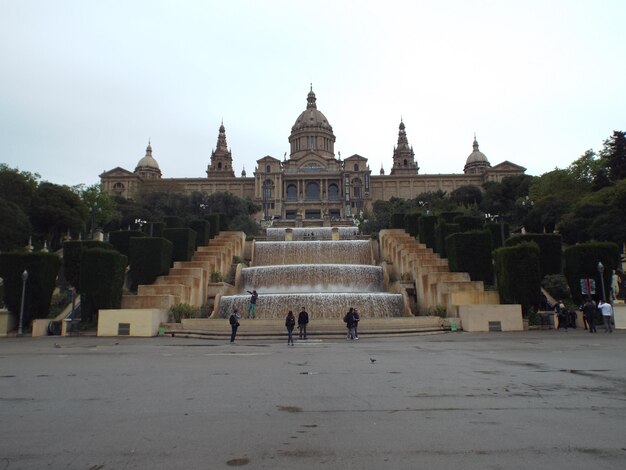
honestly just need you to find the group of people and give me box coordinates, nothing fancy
[229,302,365,345]
[554,297,615,333]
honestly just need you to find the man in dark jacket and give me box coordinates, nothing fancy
[298,307,309,339]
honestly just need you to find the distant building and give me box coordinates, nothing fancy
[100,87,525,220]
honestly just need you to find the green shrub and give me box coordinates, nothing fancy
[163,216,184,228]
[210,271,224,282]
[439,211,463,223]
[146,222,165,237]
[563,241,620,303]
[390,213,405,229]
[205,214,220,238]
[189,219,211,248]
[0,252,61,326]
[435,222,460,257]
[80,248,127,322]
[163,228,197,262]
[405,212,420,237]
[446,231,493,284]
[129,237,173,290]
[418,215,438,249]
[494,241,541,316]
[218,213,228,231]
[453,215,484,232]
[109,230,146,258]
[169,303,199,322]
[63,240,114,291]
[541,274,572,302]
[485,221,510,249]
[506,233,562,276]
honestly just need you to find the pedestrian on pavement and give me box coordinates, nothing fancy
[285,310,295,346]
[246,289,258,319]
[555,300,567,331]
[343,308,357,340]
[298,306,309,339]
[598,299,613,333]
[582,299,597,333]
[229,307,241,343]
[353,308,360,339]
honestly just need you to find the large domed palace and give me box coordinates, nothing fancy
[100,87,525,221]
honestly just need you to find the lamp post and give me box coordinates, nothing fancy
[18,270,28,337]
[597,261,606,302]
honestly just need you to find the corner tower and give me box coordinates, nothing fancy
[207,122,235,177]
[288,86,336,161]
[390,120,419,175]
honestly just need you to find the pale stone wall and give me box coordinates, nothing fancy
[458,304,523,332]
[0,309,16,336]
[613,303,626,329]
[98,308,168,337]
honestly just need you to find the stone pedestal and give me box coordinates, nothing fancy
[613,303,626,329]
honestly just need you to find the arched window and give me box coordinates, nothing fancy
[306,182,320,200]
[286,184,297,201]
[218,162,222,169]
[403,159,408,167]
[352,178,362,198]
[113,182,125,189]
[263,179,273,199]
[328,183,339,201]
[354,163,359,171]
[266,165,271,173]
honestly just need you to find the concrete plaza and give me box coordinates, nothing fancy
[1,329,625,469]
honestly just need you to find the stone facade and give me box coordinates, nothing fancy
[100,88,525,219]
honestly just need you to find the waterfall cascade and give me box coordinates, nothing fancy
[216,228,404,319]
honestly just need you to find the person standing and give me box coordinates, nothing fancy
[353,308,360,339]
[229,307,241,343]
[246,290,258,319]
[298,306,309,339]
[598,299,613,333]
[344,308,354,340]
[582,299,597,333]
[285,310,296,346]
[554,300,567,331]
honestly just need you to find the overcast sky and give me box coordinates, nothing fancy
[1,0,625,188]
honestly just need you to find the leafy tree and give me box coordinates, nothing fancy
[75,184,117,236]
[599,130,626,182]
[451,185,482,206]
[567,149,603,187]
[0,164,39,213]
[0,199,32,251]
[30,183,87,250]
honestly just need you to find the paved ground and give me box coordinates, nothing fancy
[1,328,625,469]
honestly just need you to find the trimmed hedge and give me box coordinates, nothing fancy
[439,211,463,223]
[189,219,211,248]
[163,228,197,262]
[563,241,620,304]
[109,230,146,258]
[146,222,165,237]
[505,233,562,276]
[485,222,510,249]
[453,215,484,232]
[0,252,61,326]
[405,213,420,237]
[63,240,114,291]
[163,216,185,229]
[435,222,460,257]
[418,215,438,249]
[205,214,220,239]
[390,213,405,229]
[129,237,173,290]
[80,248,127,322]
[494,241,541,316]
[446,231,493,284]
[218,213,228,231]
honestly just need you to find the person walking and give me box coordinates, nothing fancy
[554,300,567,331]
[298,306,309,339]
[582,299,597,333]
[229,307,241,343]
[285,310,295,346]
[246,290,258,319]
[598,299,613,333]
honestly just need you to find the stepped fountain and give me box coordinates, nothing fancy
[215,228,407,320]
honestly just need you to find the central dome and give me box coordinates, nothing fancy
[291,88,333,132]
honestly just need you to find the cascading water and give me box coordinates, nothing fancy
[266,227,359,240]
[240,264,384,293]
[216,230,404,319]
[253,240,372,266]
